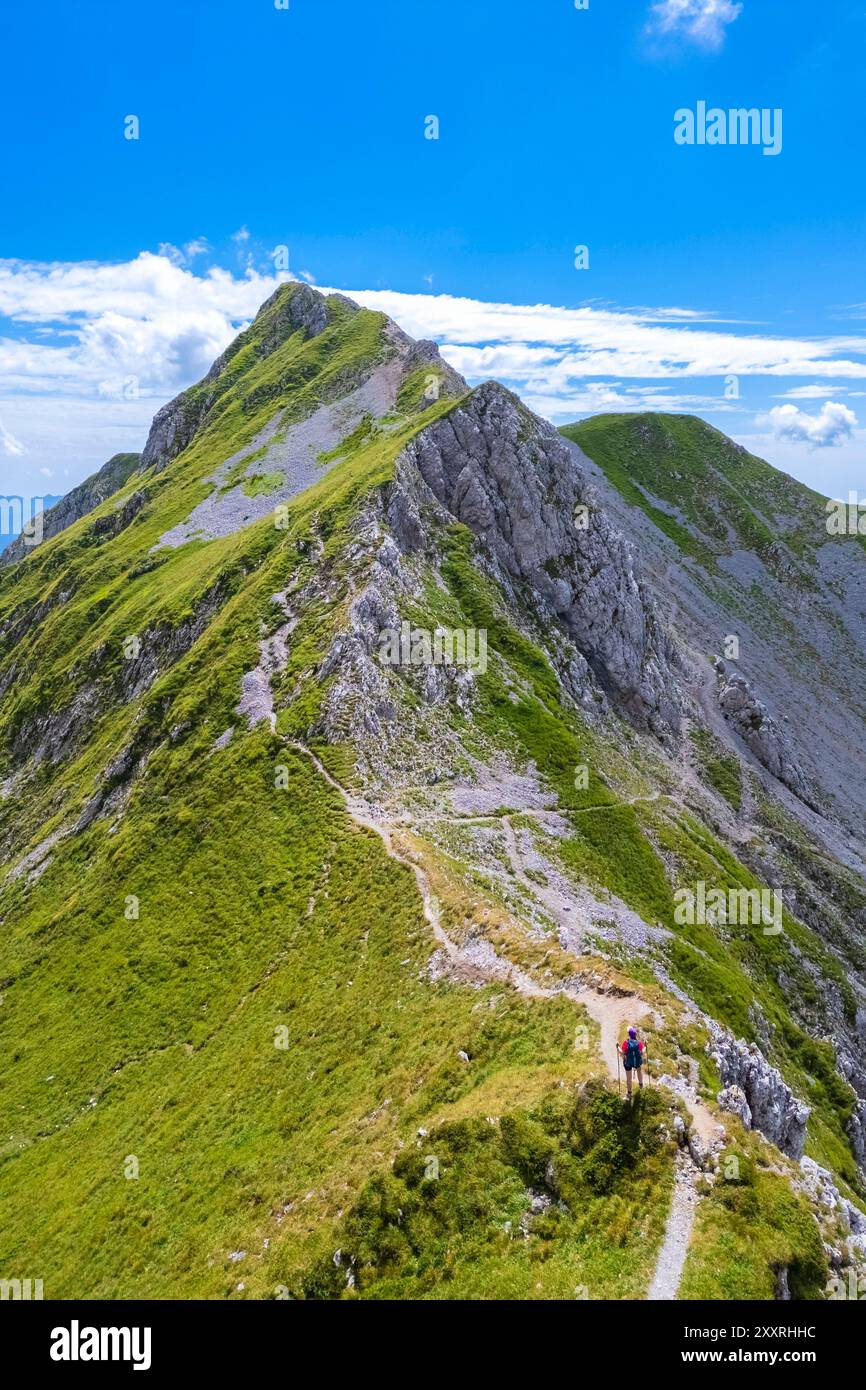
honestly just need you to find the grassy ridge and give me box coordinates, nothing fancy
[0,303,601,1298]
[1,735,594,1297]
[560,413,854,578]
[0,309,858,1299]
[292,1086,674,1301]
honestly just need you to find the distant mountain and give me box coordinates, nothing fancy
[560,412,866,828]
[1,283,864,1301]
[1,456,140,566]
[0,494,63,554]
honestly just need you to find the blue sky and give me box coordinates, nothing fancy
[2,0,866,501]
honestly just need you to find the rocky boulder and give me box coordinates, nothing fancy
[715,661,815,806]
[709,1026,810,1157]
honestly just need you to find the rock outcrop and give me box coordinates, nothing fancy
[715,660,815,806]
[848,1099,866,1174]
[7,582,225,770]
[395,382,681,738]
[798,1157,866,1290]
[709,1026,810,1157]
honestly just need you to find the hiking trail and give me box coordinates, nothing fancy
[646,1150,700,1301]
[286,737,718,1299]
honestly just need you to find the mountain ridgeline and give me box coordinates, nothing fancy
[2,282,865,1301]
[0,493,63,558]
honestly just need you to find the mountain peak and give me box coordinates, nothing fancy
[139,281,464,479]
[3,282,866,1303]
[243,280,358,355]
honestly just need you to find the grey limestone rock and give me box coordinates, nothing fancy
[715,661,814,806]
[394,382,682,738]
[709,1025,810,1157]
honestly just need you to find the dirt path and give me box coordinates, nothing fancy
[646,1150,701,1301]
[286,740,452,957]
[287,737,717,1299]
[285,740,552,997]
[432,792,662,829]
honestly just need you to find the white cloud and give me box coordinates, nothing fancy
[760,400,858,448]
[647,0,743,50]
[0,395,158,497]
[735,427,866,500]
[157,242,186,267]
[0,252,282,397]
[0,413,25,456]
[335,285,866,383]
[3,250,866,495]
[4,255,866,415]
[519,382,740,422]
[774,384,849,400]
[157,238,212,268]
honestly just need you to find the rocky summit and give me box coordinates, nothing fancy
[2,281,866,1301]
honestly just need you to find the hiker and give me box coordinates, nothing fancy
[620,1026,646,1098]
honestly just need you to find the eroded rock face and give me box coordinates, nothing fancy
[848,1099,866,1173]
[715,660,814,806]
[8,584,225,769]
[138,396,204,478]
[709,1026,810,1158]
[318,576,402,741]
[716,1083,752,1128]
[314,526,478,747]
[799,1157,866,1281]
[395,382,681,738]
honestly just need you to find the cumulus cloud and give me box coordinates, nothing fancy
[2,249,866,493]
[647,0,743,50]
[2,254,866,415]
[0,252,286,397]
[335,286,866,384]
[761,400,858,448]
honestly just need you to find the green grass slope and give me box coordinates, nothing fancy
[0,290,611,1298]
[560,413,864,579]
[0,303,857,1299]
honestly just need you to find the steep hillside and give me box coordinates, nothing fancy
[1,286,864,1302]
[562,414,866,831]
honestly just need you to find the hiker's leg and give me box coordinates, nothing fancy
[637,1066,643,1090]
[625,1069,632,1097]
